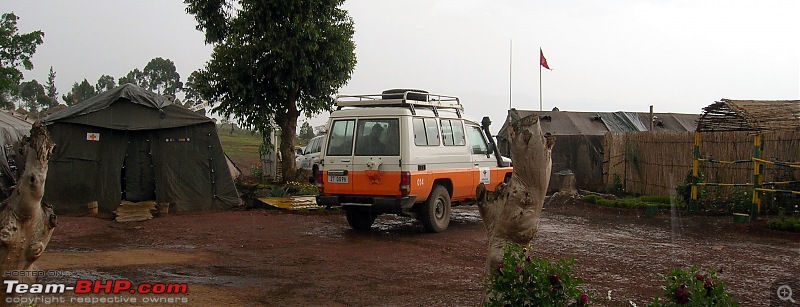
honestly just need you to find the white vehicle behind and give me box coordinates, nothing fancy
[296,135,324,180]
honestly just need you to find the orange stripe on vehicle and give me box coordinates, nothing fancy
[323,167,513,201]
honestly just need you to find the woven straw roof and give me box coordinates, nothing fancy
[696,99,800,132]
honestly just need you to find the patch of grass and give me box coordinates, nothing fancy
[218,127,263,162]
[582,195,684,210]
[766,217,800,232]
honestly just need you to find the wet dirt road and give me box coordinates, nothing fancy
[37,202,799,306]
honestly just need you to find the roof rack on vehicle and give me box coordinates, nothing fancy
[336,90,463,117]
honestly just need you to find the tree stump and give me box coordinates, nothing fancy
[0,122,56,302]
[477,109,555,298]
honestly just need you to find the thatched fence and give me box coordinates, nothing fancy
[604,130,800,196]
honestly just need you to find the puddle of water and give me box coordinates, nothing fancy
[258,196,321,210]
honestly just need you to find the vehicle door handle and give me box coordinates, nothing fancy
[474,163,479,166]
[341,159,351,162]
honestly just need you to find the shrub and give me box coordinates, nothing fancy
[766,216,800,232]
[581,195,684,210]
[286,181,318,196]
[648,266,737,306]
[485,243,590,307]
[582,194,603,204]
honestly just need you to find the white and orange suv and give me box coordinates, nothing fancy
[315,89,512,232]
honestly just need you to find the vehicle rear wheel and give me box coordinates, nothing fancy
[419,185,451,233]
[346,207,377,231]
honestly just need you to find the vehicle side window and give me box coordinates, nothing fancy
[310,138,320,154]
[441,119,465,146]
[425,118,439,145]
[326,120,355,156]
[355,119,400,156]
[466,125,489,154]
[413,117,440,146]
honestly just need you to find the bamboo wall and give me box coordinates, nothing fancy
[603,130,800,196]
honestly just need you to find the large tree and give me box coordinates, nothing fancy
[182,71,206,111]
[18,79,52,115]
[118,68,145,87]
[186,0,357,182]
[143,57,183,96]
[95,74,116,93]
[45,66,57,102]
[298,121,315,145]
[62,79,96,106]
[0,13,44,110]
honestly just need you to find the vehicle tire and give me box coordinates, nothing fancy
[346,207,377,231]
[419,185,451,233]
[381,89,429,101]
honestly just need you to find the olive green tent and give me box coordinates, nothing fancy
[0,111,30,198]
[42,83,241,214]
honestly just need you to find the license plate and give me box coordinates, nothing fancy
[328,175,348,184]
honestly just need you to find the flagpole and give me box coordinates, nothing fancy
[509,40,512,110]
[539,47,542,111]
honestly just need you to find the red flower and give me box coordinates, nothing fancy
[704,278,714,294]
[549,274,561,286]
[514,266,521,273]
[695,274,704,281]
[577,293,589,306]
[497,263,504,275]
[674,284,690,304]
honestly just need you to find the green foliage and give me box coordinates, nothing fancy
[95,74,116,93]
[298,121,315,145]
[0,12,44,110]
[186,0,357,182]
[46,66,58,102]
[697,187,750,215]
[182,71,205,109]
[582,194,682,210]
[648,266,737,306]
[19,79,46,114]
[269,185,289,197]
[675,168,702,205]
[62,79,97,106]
[119,68,146,87]
[286,181,317,196]
[485,243,590,307]
[251,163,263,180]
[606,174,623,194]
[766,216,800,232]
[761,168,800,215]
[143,57,183,96]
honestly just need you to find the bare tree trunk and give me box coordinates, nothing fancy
[0,122,57,302]
[477,110,555,299]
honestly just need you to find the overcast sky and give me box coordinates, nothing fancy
[4,0,799,130]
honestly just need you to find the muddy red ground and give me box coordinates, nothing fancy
[37,201,799,306]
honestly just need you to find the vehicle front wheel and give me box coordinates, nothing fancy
[419,185,451,233]
[346,207,377,231]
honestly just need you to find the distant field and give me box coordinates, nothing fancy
[216,126,262,178]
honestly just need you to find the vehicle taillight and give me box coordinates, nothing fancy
[315,171,324,194]
[400,171,411,196]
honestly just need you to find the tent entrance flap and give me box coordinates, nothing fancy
[123,132,156,202]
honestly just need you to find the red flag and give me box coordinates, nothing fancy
[540,48,551,70]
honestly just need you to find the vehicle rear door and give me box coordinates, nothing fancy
[351,118,402,196]
[323,119,356,194]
